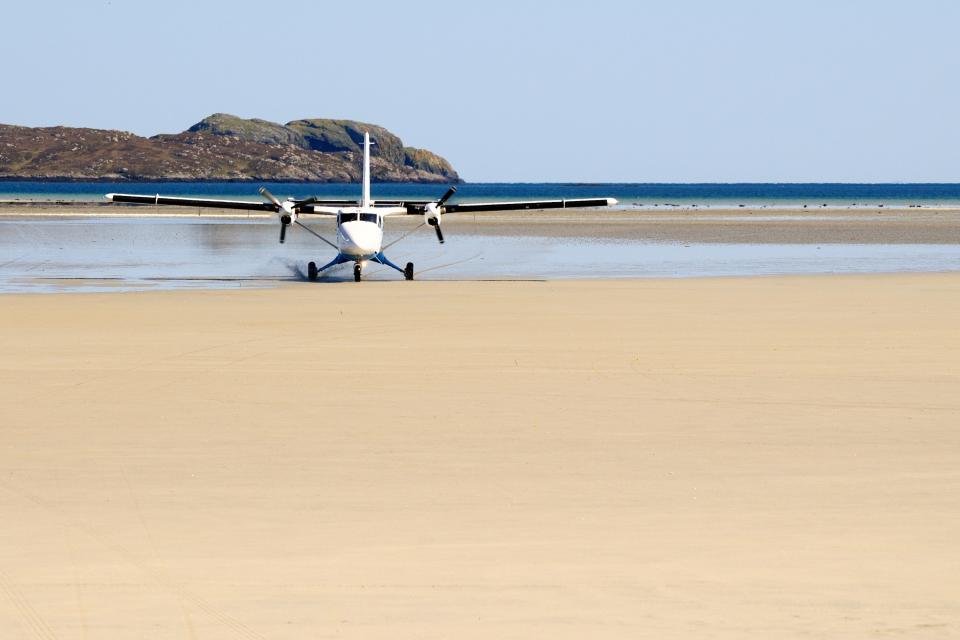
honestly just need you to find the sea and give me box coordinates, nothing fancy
[4,181,960,208]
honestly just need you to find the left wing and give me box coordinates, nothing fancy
[378,197,619,216]
[442,197,617,213]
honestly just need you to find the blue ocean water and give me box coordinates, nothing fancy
[3,181,960,207]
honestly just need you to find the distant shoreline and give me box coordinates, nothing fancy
[0,177,459,184]
[5,178,960,186]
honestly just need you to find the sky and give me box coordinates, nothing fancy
[2,0,959,182]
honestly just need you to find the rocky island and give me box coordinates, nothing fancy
[0,113,460,183]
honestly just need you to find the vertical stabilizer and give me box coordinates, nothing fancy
[362,131,372,208]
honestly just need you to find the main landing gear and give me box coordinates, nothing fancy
[304,254,413,282]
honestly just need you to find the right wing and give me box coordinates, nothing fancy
[106,193,278,212]
[106,193,346,216]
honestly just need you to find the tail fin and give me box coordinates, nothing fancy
[362,131,371,208]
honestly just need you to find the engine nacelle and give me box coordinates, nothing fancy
[281,200,298,222]
[424,202,442,227]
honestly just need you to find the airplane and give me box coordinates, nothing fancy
[106,132,618,281]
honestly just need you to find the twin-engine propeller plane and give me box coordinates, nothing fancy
[106,132,617,281]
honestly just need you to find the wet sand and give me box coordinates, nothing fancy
[1,275,959,638]
[3,203,960,243]
[455,209,960,244]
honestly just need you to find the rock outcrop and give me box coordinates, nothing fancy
[0,114,460,183]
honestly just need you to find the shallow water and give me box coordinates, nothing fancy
[1,217,959,293]
[6,181,960,208]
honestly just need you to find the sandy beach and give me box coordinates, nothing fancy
[1,275,959,638]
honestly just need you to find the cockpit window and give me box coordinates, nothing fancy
[338,213,358,224]
[359,213,378,223]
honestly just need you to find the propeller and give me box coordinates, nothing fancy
[279,213,292,243]
[424,186,457,244]
[427,211,444,244]
[437,186,457,206]
[259,187,282,208]
[260,187,295,244]
[293,196,318,210]
[258,189,328,244]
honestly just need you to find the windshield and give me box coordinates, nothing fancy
[338,213,358,224]
[359,213,378,223]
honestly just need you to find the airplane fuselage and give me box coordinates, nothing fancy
[334,205,404,258]
[337,215,382,258]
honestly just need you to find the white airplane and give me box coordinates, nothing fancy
[106,132,617,281]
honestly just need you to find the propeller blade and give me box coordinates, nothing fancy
[434,223,445,244]
[279,223,288,244]
[437,186,457,206]
[259,187,283,209]
[294,196,318,212]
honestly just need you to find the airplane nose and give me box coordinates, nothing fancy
[340,222,380,255]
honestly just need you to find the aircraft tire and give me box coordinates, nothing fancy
[354,263,362,282]
[404,262,414,281]
[307,261,318,281]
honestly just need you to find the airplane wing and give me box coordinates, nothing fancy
[376,200,432,207]
[301,199,362,207]
[442,197,617,213]
[106,193,358,216]
[379,197,619,216]
[107,193,618,215]
[298,199,439,213]
[301,200,432,216]
[106,193,279,212]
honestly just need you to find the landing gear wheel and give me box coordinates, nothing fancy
[404,262,414,281]
[307,261,318,281]
[353,263,362,282]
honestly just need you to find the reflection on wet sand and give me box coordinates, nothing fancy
[1,215,959,293]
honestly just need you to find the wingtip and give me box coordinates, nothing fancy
[105,193,116,202]
[607,198,619,206]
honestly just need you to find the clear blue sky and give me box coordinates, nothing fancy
[3,0,958,182]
